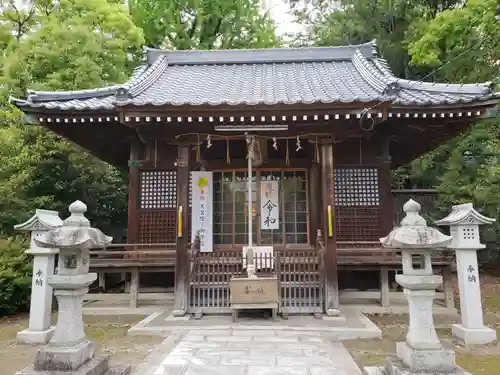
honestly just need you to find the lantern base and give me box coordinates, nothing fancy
[16,355,131,375]
[372,358,471,375]
[396,341,457,373]
[452,323,497,345]
[17,326,55,345]
[35,339,96,371]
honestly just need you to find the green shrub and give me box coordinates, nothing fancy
[0,237,32,316]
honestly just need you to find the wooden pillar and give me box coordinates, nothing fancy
[321,141,340,316]
[129,267,139,308]
[173,145,190,316]
[127,138,141,243]
[98,272,106,292]
[380,266,390,307]
[442,266,455,309]
[379,136,393,234]
[309,163,321,238]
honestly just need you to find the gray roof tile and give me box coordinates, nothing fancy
[10,41,499,111]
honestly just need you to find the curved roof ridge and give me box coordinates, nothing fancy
[126,56,169,98]
[25,85,121,103]
[395,79,494,94]
[19,64,150,104]
[371,58,494,95]
[372,57,396,77]
[351,49,398,95]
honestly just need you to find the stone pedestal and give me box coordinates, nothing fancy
[17,248,58,344]
[436,203,497,345]
[394,273,460,373]
[14,201,130,375]
[14,209,62,345]
[366,199,468,375]
[451,249,496,345]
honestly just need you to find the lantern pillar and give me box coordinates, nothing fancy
[436,203,497,345]
[14,209,62,344]
[372,199,469,374]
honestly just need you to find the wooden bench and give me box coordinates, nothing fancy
[88,244,177,308]
[336,242,455,309]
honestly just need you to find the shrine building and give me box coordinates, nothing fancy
[11,41,500,315]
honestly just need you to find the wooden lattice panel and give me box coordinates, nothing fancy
[335,207,382,241]
[333,167,381,241]
[334,168,379,206]
[140,170,177,209]
[139,211,177,243]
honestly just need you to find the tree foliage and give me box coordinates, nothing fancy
[0,238,31,316]
[407,0,500,84]
[128,0,281,50]
[0,0,281,314]
[287,0,463,78]
[0,0,143,241]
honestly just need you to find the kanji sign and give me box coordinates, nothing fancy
[35,269,43,287]
[467,264,477,283]
[191,171,213,252]
[260,181,279,230]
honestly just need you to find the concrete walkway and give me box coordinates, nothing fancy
[135,328,363,375]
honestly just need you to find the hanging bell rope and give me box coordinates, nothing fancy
[314,137,320,163]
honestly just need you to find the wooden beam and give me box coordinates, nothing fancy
[173,145,190,316]
[378,134,394,233]
[309,164,321,238]
[119,100,387,116]
[203,158,312,170]
[127,138,141,243]
[321,142,340,316]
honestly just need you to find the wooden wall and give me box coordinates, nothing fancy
[130,135,391,246]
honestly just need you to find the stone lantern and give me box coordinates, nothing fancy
[14,209,62,344]
[16,201,129,375]
[376,199,469,374]
[436,203,497,345]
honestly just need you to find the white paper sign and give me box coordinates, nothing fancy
[191,171,213,252]
[260,180,279,230]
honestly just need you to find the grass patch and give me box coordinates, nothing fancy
[483,294,500,313]
[457,355,500,375]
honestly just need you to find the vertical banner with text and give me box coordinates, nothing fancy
[191,171,213,252]
[260,180,280,230]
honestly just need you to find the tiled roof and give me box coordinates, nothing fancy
[10,41,499,111]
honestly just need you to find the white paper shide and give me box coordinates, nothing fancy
[191,171,213,252]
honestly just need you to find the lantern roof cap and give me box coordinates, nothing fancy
[380,199,452,249]
[34,200,112,249]
[435,203,495,226]
[14,209,63,231]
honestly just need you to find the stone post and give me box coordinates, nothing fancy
[436,203,497,345]
[373,199,469,374]
[15,201,130,375]
[14,209,62,344]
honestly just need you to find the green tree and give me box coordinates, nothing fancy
[128,0,280,50]
[0,0,144,237]
[406,0,500,232]
[288,0,462,78]
[3,0,144,95]
[407,0,500,84]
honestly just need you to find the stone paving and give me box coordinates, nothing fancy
[136,328,363,375]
